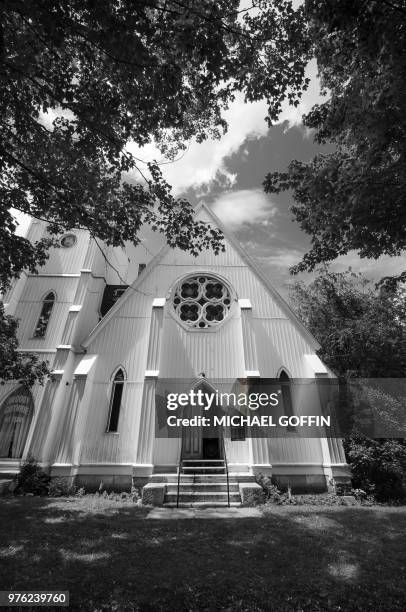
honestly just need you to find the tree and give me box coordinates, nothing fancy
[0,0,310,290]
[0,0,311,383]
[264,0,406,287]
[290,267,406,446]
[289,267,406,378]
[0,303,49,386]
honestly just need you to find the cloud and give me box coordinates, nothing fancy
[126,60,325,195]
[211,189,276,228]
[278,59,325,131]
[329,252,406,281]
[127,93,269,196]
[247,245,406,297]
[10,209,32,237]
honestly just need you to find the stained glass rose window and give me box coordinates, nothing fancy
[172,275,232,329]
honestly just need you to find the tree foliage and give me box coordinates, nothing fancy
[0,0,310,291]
[289,267,406,378]
[0,0,312,384]
[264,0,406,286]
[0,303,49,385]
[343,435,406,501]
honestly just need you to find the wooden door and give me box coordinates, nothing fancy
[181,403,202,459]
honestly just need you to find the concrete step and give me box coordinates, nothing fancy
[183,460,225,465]
[165,492,241,503]
[166,482,239,493]
[182,467,226,473]
[150,473,256,483]
[164,501,242,508]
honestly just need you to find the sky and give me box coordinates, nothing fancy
[131,59,405,298]
[13,54,405,299]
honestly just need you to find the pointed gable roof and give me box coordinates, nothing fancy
[81,202,320,350]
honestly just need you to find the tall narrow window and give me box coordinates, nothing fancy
[279,370,295,430]
[107,369,125,432]
[33,292,55,338]
[0,388,34,458]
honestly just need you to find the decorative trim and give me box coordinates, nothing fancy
[28,273,81,278]
[305,354,328,374]
[51,370,64,378]
[17,348,57,353]
[245,370,260,378]
[169,272,236,331]
[69,305,82,312]
[152,298,166,308]
[239,298,252,309]
[145,370,159,378]
[73,355,97,378]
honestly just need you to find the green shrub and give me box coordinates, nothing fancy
[343,435,406,501]
[255,473,290,504]
[48,477,77,497]
[17,456,50,495]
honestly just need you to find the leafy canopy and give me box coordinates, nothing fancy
[264,0,406,286]
[0,303,49,385]
[0,0,311,384]
[0,0,310,291]
[289,267,406,378]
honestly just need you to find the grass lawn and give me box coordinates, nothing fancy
[0,497,406,611]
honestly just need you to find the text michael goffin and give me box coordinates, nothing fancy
[164,390,330,428]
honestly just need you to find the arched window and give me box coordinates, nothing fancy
[0,388,34,458]
[106,369,125,432]
[279,370,295,430]
[33,292,55,338]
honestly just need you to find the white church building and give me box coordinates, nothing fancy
[0,204,350,504]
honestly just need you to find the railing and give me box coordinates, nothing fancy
[177,433,230,508]
[176,440,183,508]
[221,432,230,507]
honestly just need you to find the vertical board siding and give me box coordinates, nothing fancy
[39,230,90,275]
[153,438,180,466]
[89,317,151,381]
[136,380,157,465]
[6,214,336,476]
[79,382,144,464]
[146,308,163,371]
[53,379,82,463]
[15,277,79,348]
[225,438,250,465]
[29,382,59,461]
[241,310,258,372]
[159,315,245,379]
[254,319,313,377]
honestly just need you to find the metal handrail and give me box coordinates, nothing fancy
[221,432,230,507]
[176,438,183,508]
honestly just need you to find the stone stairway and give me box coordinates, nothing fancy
[142,461,263,507]
[165,459,240,507]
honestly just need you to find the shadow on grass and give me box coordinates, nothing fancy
[0,497,405,611]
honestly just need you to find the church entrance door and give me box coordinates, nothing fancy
[182,432,221,460]
[180,381,222,460]
[181,403,221,460]
[181,402,202,459]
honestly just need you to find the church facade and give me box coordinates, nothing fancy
[0,204,350,498]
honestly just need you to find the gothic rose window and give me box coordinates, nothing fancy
[172,275,232,329]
